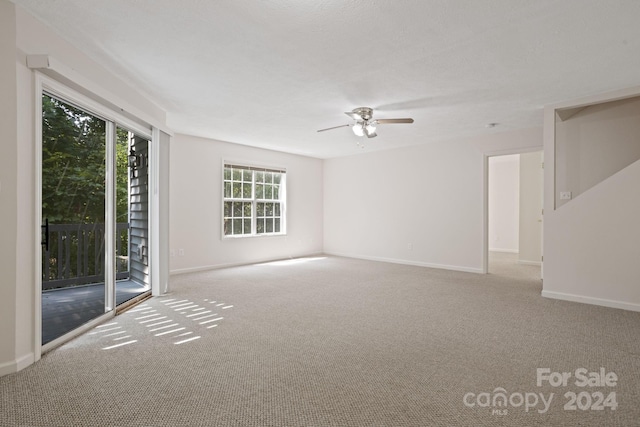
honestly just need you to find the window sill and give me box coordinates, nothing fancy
[222,232,287,240]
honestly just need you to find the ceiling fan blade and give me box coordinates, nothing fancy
[375,118,414,124]
[317,124,350,133]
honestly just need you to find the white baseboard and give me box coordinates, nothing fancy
[170,264,232,275]
[170,252,326,276]
[489,248,519,254]
[0,352,34,377]
[171,252,484,276]
[542,290,640,313]
[518,260,542,266]
[324,251,484,274]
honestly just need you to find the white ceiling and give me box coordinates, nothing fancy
[12,0,640,158]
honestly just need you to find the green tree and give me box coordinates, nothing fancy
[115,127,130,224]
[42,95,106,224]
[42,95,131,284]
[42,95,130,224]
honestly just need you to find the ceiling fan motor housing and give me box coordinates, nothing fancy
[353,107,374,121]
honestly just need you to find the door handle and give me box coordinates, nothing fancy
[41,218,49,252]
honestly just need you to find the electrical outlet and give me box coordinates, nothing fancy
[560,191,572,200]
[407,243,413,250]
[178,249,184,256]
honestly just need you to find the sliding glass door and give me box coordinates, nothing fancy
[40,93,151,346]
[41,94,108,345]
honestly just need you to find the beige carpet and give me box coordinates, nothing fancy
[1,255,639,426]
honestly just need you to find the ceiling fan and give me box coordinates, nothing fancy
[317,107,414,138]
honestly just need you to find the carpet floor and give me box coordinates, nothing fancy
[1,254,639,426]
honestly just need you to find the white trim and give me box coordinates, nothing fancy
[324,252,484,274]
[39,75,152,139]
[150,128,170,296]
[105,122,116,312]
[489,248,519,254]
[169,252,326,276]
[541,291,640,313]
[150,128,160,296]
[15,353,34,372]
[483,146,543,158]
[220,159,225,241]
[482,154,489,274]
[222,158,287,174]
[518,260,542,267]
[0,353,35,377]
[34,74,43,363]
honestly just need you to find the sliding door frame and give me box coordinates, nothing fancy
[34,73,153,359]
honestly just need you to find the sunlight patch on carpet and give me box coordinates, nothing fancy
[94,298,233,350]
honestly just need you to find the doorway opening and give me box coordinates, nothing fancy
[486,151,543,279]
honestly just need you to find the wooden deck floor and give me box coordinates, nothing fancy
[42,280,149,345]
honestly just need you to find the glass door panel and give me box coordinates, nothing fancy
[41,94,107,345]
[115,128,151,305]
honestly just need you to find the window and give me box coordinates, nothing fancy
[223,164,286,237]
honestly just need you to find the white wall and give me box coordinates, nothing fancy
[15,8,165,129]
[555,96,640,208]
[0,0,19,374]
[324,128,542,273]
[169,134,324,273]
[544,86,640,311]
[488,155,519,253]
[0,1,169,376]
[518,151,543,265]
[543,158,640,310]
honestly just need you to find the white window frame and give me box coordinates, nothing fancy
[222,163,287,238]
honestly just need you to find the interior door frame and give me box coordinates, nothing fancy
[34,73,153,360]
[482,146,544,275]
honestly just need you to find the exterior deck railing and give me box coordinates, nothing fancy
[42,222,130,290]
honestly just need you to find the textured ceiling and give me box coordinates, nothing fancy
[12,0,640,158]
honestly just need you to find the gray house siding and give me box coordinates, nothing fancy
[129,135,149,286]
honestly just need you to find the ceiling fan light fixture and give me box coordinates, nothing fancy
[365,122,377,136]
[352,122,365,136]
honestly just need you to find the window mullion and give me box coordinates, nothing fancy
[252,201,257,235]
[251,170,256,235]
